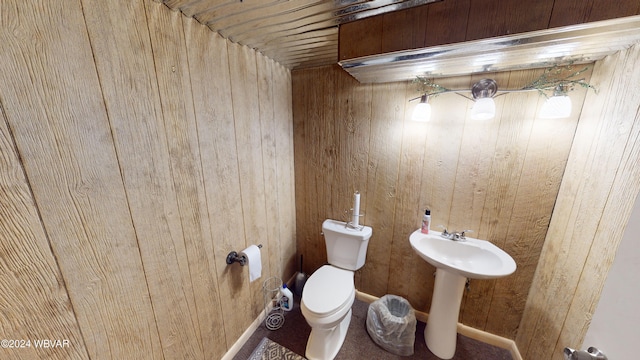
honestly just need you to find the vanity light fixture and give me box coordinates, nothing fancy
[410,66,595,121]
[409,78,502,121]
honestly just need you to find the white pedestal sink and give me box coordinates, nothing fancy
[409,229,516,359]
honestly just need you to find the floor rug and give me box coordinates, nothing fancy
[247,337,307,360]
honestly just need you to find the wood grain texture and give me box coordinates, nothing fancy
[335,69,372,289]
[228,42,270,319]
[359,81,405,296]
[423,0,469,47]
[144,4,227,358]
[183,20,254,347]
[292,69,313,271]
[381,10,416,54]
[257,56,281,280]
[549,0,640,28]
[338,16,383,60]
[466,0,553,40]
[517,45,640,359]
[0,0,163,358]
[556,46,640,353]
[82,0,204,357]
[292,65,584,339]
[293,66,341,274]
[385,84,428,301]
[403,5,430,49]
[274,62,297,279]
[0,106,88,360]
[1,1,295,358]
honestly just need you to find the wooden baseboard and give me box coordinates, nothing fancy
[356,291,523,360]
[221,302,268,360]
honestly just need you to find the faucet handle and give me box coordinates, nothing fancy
[457,230,474,240]
[445,229,473,241]
[460,230,473,237]
[437,225,454,240]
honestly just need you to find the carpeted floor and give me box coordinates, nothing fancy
[233,298,513,360]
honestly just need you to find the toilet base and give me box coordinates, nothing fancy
[305,309,352,360]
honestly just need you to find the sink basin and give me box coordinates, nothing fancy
[409,229,516,359]
[409,229,516,279]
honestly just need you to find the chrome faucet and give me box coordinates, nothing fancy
[440,227,472,241]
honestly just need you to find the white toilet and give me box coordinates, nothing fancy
[301,219,373,360]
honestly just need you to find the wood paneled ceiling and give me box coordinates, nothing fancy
[160,0,441,69]
[160,0,640,71]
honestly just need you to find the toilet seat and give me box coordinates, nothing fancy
[302,265,354,317]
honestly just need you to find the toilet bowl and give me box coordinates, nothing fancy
[300,219,372,360]
[301,265,355,360]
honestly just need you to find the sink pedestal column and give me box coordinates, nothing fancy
[425,268,467,359]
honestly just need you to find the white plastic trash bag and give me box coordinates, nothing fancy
[366,294,416,356]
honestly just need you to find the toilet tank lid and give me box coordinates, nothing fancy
[302,265,354,315]
[322,219,372,240]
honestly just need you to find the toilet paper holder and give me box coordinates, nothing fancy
[226,244,262,266]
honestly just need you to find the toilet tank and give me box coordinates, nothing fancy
[322,219,373,271]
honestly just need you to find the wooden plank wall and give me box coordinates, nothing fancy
[292,64,591,339]
[339,0,640,61]
[517,45,640,359]
[0,1,295,359]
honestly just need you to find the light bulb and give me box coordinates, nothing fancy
[412,95,431,122]
[539,95,572,119]
[471,97,495,120]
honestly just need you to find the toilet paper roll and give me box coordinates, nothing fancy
[240,245,262,282]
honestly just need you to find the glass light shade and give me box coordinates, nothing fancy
[412,99,431,122]
[539,95,572,119]
[471,97,496,120]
